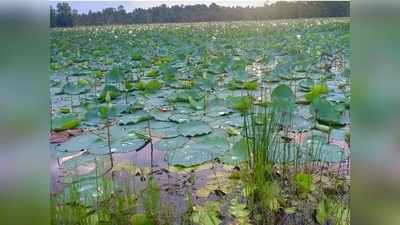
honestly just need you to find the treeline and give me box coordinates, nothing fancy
[50,1,350,27]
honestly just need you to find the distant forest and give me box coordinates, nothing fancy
[50,1,350,27]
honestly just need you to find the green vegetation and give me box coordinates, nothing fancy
[50,2,350,27]
[50,18,350,225]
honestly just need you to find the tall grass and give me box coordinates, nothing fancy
[240,86,349,225]
[51,175,138,225]
[239,88,284,224]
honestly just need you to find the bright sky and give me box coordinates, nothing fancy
[49,0,274,13]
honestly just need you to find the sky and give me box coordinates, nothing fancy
[49,0,272,13]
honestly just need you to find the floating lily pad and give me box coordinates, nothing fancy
[108,137,146,154]
[280,72,307,80]
[150,110,173,122]
[62,79,91,95]
[310,97,343,127]
[166,130,231,166]
[326,92,346,103]
[178,120,212,137]
[56,133,99,153]
[289,115,313,132]
[149,121,180,138]
[206,105,233,117]
[305,83,329,103]
[52,114,80,132]
[192,130,230,152]
[168,113,192,124]
[154,136,188,151]
[223,113,244,128]
[167,143,214,167]
[298,79,314,91]
[271,84,296,110]
[119,112,152,125]
[98,85,121,102]
[105,66,123,83]
[311,144,347,163]
[221,139,248,164]
[62,154,110,183]
[57,128,147,155]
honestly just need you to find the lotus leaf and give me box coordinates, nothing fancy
[52,114,80,132]
[271,84,296,110]
[178,120,212,137]
[98,85,121,102]
[62,80,91,95]
[154,136,188,151]
[310,97,343,126]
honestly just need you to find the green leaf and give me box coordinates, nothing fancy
[98,104,118,120]
[52,114,80,132]
[131,213,155,225]
[221,138,248,164]
[118,112,152,125]
[131,51,143,61]
[124,80,134,91]
[293,172,315,196]
[168,131,229,166]
[105,91,112,103]
[146,69,158,77]
[310,97,343,126]
[135,80,162,92]
[62,79,91,95]
[231,96,252,113]
[145,80,162,92]
[271,84,295,110]
[191,201,222,225]
[243,80,258,90]
[178,120,212,137]
[188,96,203,110]
[316,200,329,225]
[229,198,251,225]
[59,107,70,114]
[135,81,147,91]
[106,66,123,83]
[154,136,188,151]
[226,126,240,136]
[298,79,314,91]
[143,177,160,221]
[305,83,328,102]
[98,85,121,102]
[284,207,296,215]
[168,89,203,103]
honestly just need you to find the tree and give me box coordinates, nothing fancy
[49,1,350,27]
[50,6,56,27]
[56,2,73,27]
